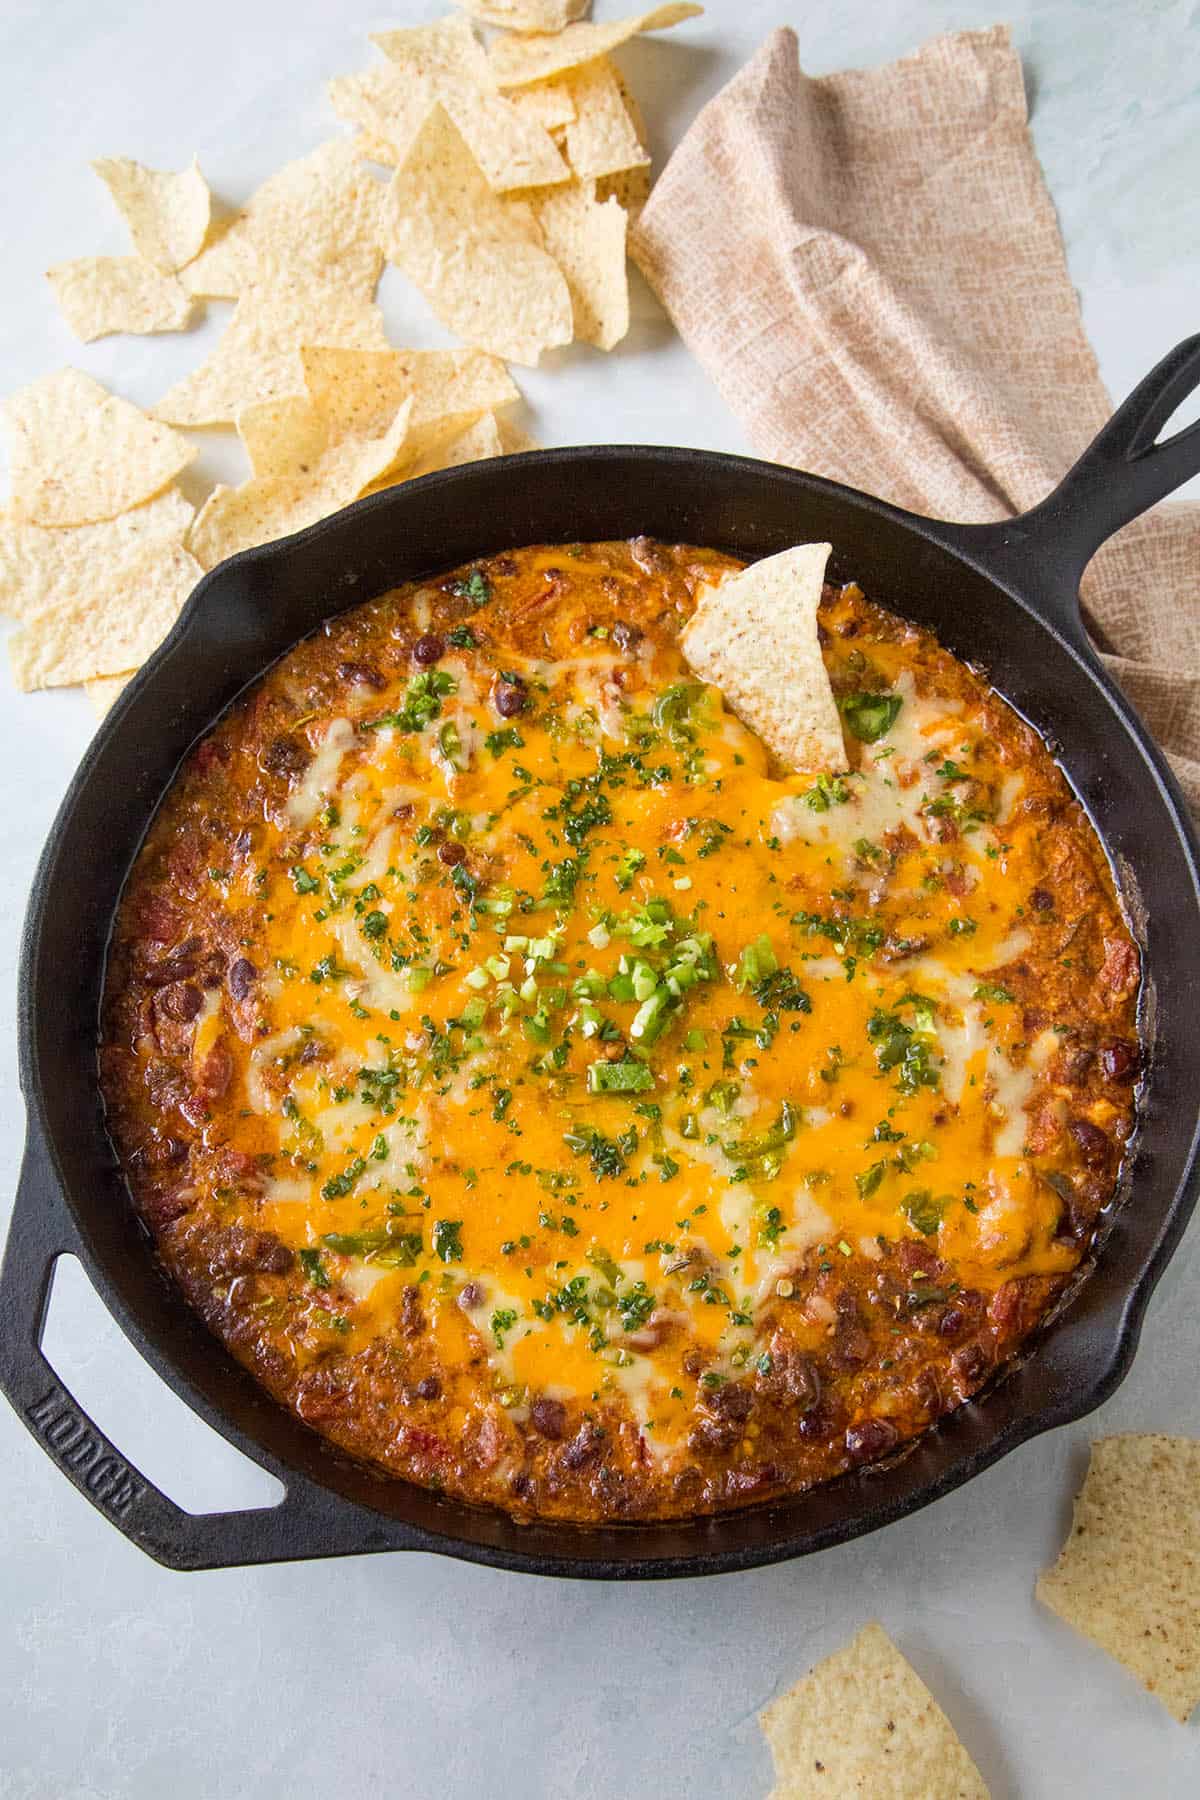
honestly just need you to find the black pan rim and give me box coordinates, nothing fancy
[10,441,1200,1577]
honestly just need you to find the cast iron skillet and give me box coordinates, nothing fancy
[3,339,1200,1577]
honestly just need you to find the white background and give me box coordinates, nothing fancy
[2,2,1199,1795]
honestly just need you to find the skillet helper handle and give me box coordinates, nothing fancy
[0,1126,404,1570]
[944,333,1200,642]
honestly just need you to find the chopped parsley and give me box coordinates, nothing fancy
[839,691,903,743]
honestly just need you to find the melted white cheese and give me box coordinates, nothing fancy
[286,718,356,826]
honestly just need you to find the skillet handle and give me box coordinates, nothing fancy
[940,334,1200,643]
[0,1123,411,1570]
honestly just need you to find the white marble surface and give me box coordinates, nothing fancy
[2,2,1198,1795]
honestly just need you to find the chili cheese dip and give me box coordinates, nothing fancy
[100,539,1141,1522]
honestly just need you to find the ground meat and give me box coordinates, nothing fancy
[207,1226,293,1276]
[758,1331,820,1411]
[561,1420,605,1470]
[260,735,310,780]
[530,1397,567,1441]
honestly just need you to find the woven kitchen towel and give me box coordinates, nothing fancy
[631,25,1200,813]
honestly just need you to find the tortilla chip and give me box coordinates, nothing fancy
[458,1,590,30]
[337,21,569,193]
[595,71,652,216]
[9,541,202,689]
[760,1623,989,1800]
[86,673,133,717]
[531,181,628,350]
[596,160,652,219]
[560,58,649,180]
[0,488,194,622]
[186,476,336,566]
[92,157,211,273]
[237,395,330,479]
[370,13,495,76]
[508,81,578,133]
[1037,1435,1200,1722]
[179,141,386,299]
[237,385,411,481]
[410,411,506,476]
[489,3,702,88]
[4,370,196,527]
[189,399,410,568]
[360,409,526,498]
[299,346,518,439]
[495,415,540,454]
[380,105,572,367]
[47,257,193,342]
[352,130,403,169]
[154,276,390,426]
[680,543,844,774]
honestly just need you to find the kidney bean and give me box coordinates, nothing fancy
[415,1376,441,1401]
[530,1397,567,1441]
[494,678,525,718]
[437,841,466,867]
[1101,1039,1138,1082]
[611,620,642,652]
[797,1403,833,1442]
[845,1418,898,1464]
[228,957,258,1001]
[412,633,444,666]
[144,937,202,986]
[1069,1116,1109,1167]
[1030,887,1054,911]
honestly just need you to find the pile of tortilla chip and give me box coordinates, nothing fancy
[1,2,703,716]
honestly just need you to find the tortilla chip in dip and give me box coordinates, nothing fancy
[680,542,845,773]
[1037,1434,1200,1722]
[760,1622,989,1799]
